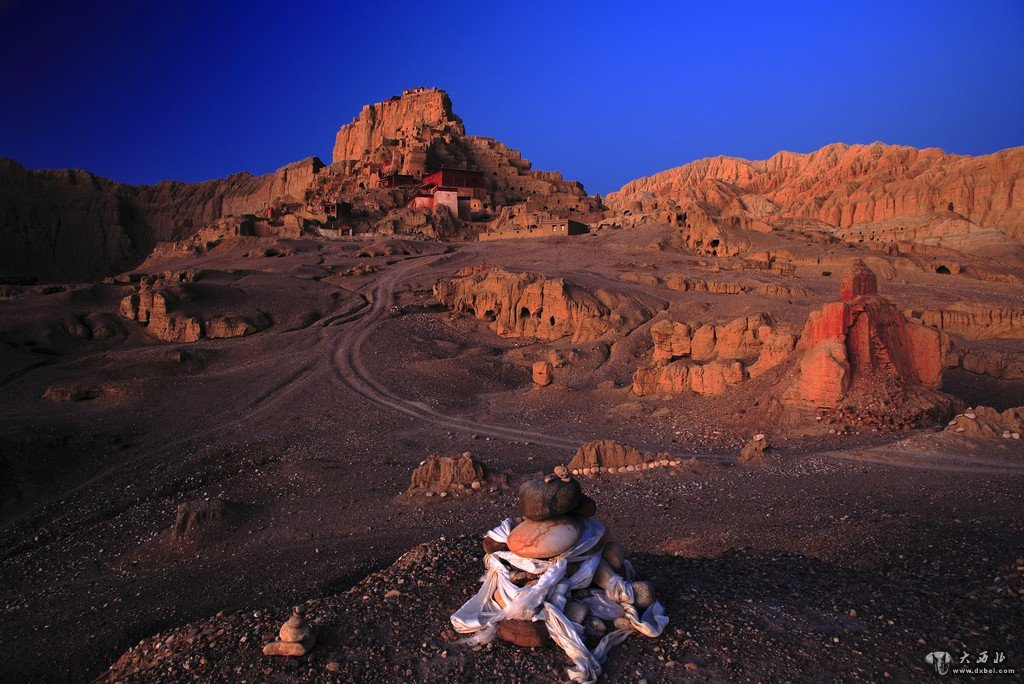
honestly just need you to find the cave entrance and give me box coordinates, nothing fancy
[936,265,951,275]
[519,307,531,319]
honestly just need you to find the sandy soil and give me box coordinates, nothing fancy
[1,225,1022,681]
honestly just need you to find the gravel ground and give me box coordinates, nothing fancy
[100,529,1023,682]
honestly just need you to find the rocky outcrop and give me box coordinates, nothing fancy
[332,88,465,176]
[2,89,602,282]
[906,304,1024,340]
[739,435,770,463]
[171,498,242,545]
[948,346,1024,380]
[663,276,811,299]
[567,440,690,476]
[945,406,1024,440]
[408,453,495,495]
[782,260,955,422]
[632,314,796,397]
[119,275,271,343]
[532,361,553,386]
[0,157,325,282]
[434,268,650,343]
[609,142,1024,233]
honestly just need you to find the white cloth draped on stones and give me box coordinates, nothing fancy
[450,517,669,684]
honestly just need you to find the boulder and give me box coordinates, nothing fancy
[532,361,553,386]
[517,476,582,520]
[739,437,770,463]
[507,517,581,559]
[496,618,550,648]
[601,542,625,571]
[569,494,597,517]
[631,581,657,610]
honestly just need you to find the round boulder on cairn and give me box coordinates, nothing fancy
[517,466,581,520]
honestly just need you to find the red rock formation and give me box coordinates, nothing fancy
[840,259,878,301]
[610,143,1024,233]
[783,260,954,422]
[608,142,1024,263]
[332,88,465,176]
[434,268,650,343]
[632,313,796,397]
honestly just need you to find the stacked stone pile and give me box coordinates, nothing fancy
[262,607,315,657]
[451,466,667,683]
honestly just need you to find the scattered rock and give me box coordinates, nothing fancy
[739,437,770,464]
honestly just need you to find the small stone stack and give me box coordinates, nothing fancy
[262,606,316,657]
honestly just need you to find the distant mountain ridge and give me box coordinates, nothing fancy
[2,91,1023,283]
[0,87,598,282]
[607,142,1024,240]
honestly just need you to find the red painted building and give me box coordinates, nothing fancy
[422,168,484,190]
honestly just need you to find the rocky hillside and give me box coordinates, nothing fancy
[0,157,322,282]
[0,88,600,283]
[608,142,1024,260]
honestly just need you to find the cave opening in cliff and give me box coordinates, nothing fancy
[936,265,951,275]
[520,307,530,319]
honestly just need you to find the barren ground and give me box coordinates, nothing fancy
[1,225,1022,682]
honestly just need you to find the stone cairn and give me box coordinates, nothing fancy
[451,466,668,682]
[263,606,316,657]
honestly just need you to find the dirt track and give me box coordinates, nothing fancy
[2,232,1023,682]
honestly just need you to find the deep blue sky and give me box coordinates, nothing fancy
[2,1,1023,195]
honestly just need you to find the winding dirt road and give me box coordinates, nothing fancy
[329,251,1024,475]
[330,249,583,451]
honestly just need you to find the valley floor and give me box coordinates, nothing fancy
[1,228,1022,681]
